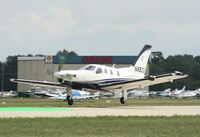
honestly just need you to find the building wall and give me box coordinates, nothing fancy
[17,56,148,91]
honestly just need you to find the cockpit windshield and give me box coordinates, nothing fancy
[80,65,96,71]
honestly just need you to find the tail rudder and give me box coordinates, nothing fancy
[132,45,152,76]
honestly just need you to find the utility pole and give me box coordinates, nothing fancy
[1,63,4,92]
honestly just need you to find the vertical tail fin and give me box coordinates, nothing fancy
[132,45,152,76]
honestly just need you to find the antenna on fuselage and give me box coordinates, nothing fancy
[112,64,115,68]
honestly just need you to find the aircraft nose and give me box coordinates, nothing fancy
[65,73,76,78]
[54,72,62,77]
[54,71,76,79]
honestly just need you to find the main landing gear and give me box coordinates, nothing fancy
[67,95,73,105]
[66,86,74,105]
[120,97,126,104]
[120,88,127,104]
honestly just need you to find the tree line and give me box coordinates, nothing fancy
[0,56,17,91]
[0,50,200,91]
[149,52,200,91]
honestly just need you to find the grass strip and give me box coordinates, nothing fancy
[0,116,200,137]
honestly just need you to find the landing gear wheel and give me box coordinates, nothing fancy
[67,95,74,105]
[120,97,126,104]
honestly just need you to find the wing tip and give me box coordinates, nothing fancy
[174,71,188,77]
[10,78,15,82]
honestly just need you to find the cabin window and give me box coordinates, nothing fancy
[104,68,107,74]
[96,68,103,74]
[110,69,113,75]
[117,71,120,76]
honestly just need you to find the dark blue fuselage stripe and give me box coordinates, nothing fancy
[83,78,133,85]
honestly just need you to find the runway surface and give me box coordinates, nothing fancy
[0,106,200,118]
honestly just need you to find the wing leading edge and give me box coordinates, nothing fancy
[10,78,102,90]
[10,79,66,88]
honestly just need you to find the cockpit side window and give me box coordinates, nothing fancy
[84,65,96,71]
[96,67,103,74]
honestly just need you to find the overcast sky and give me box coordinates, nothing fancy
[0,0,200,61]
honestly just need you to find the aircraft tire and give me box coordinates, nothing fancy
[120,97,126,104]
[67,95,73,105]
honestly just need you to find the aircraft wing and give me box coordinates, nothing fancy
[99,71,188,91]
[10,78,101,90]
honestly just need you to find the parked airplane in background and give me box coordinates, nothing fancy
[171,86,186,98]
[128,89,149,98]
[71,90,100,100]
[159,88,172,97]
[0,90,18,98]
[171,86,200,99]
[10,45,188,105]
[45,90,66,100]
[181,90,199,99]
[46,89,99,100]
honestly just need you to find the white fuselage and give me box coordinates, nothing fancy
[54,64,145,83]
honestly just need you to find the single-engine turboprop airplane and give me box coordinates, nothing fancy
[10,45,188,105]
